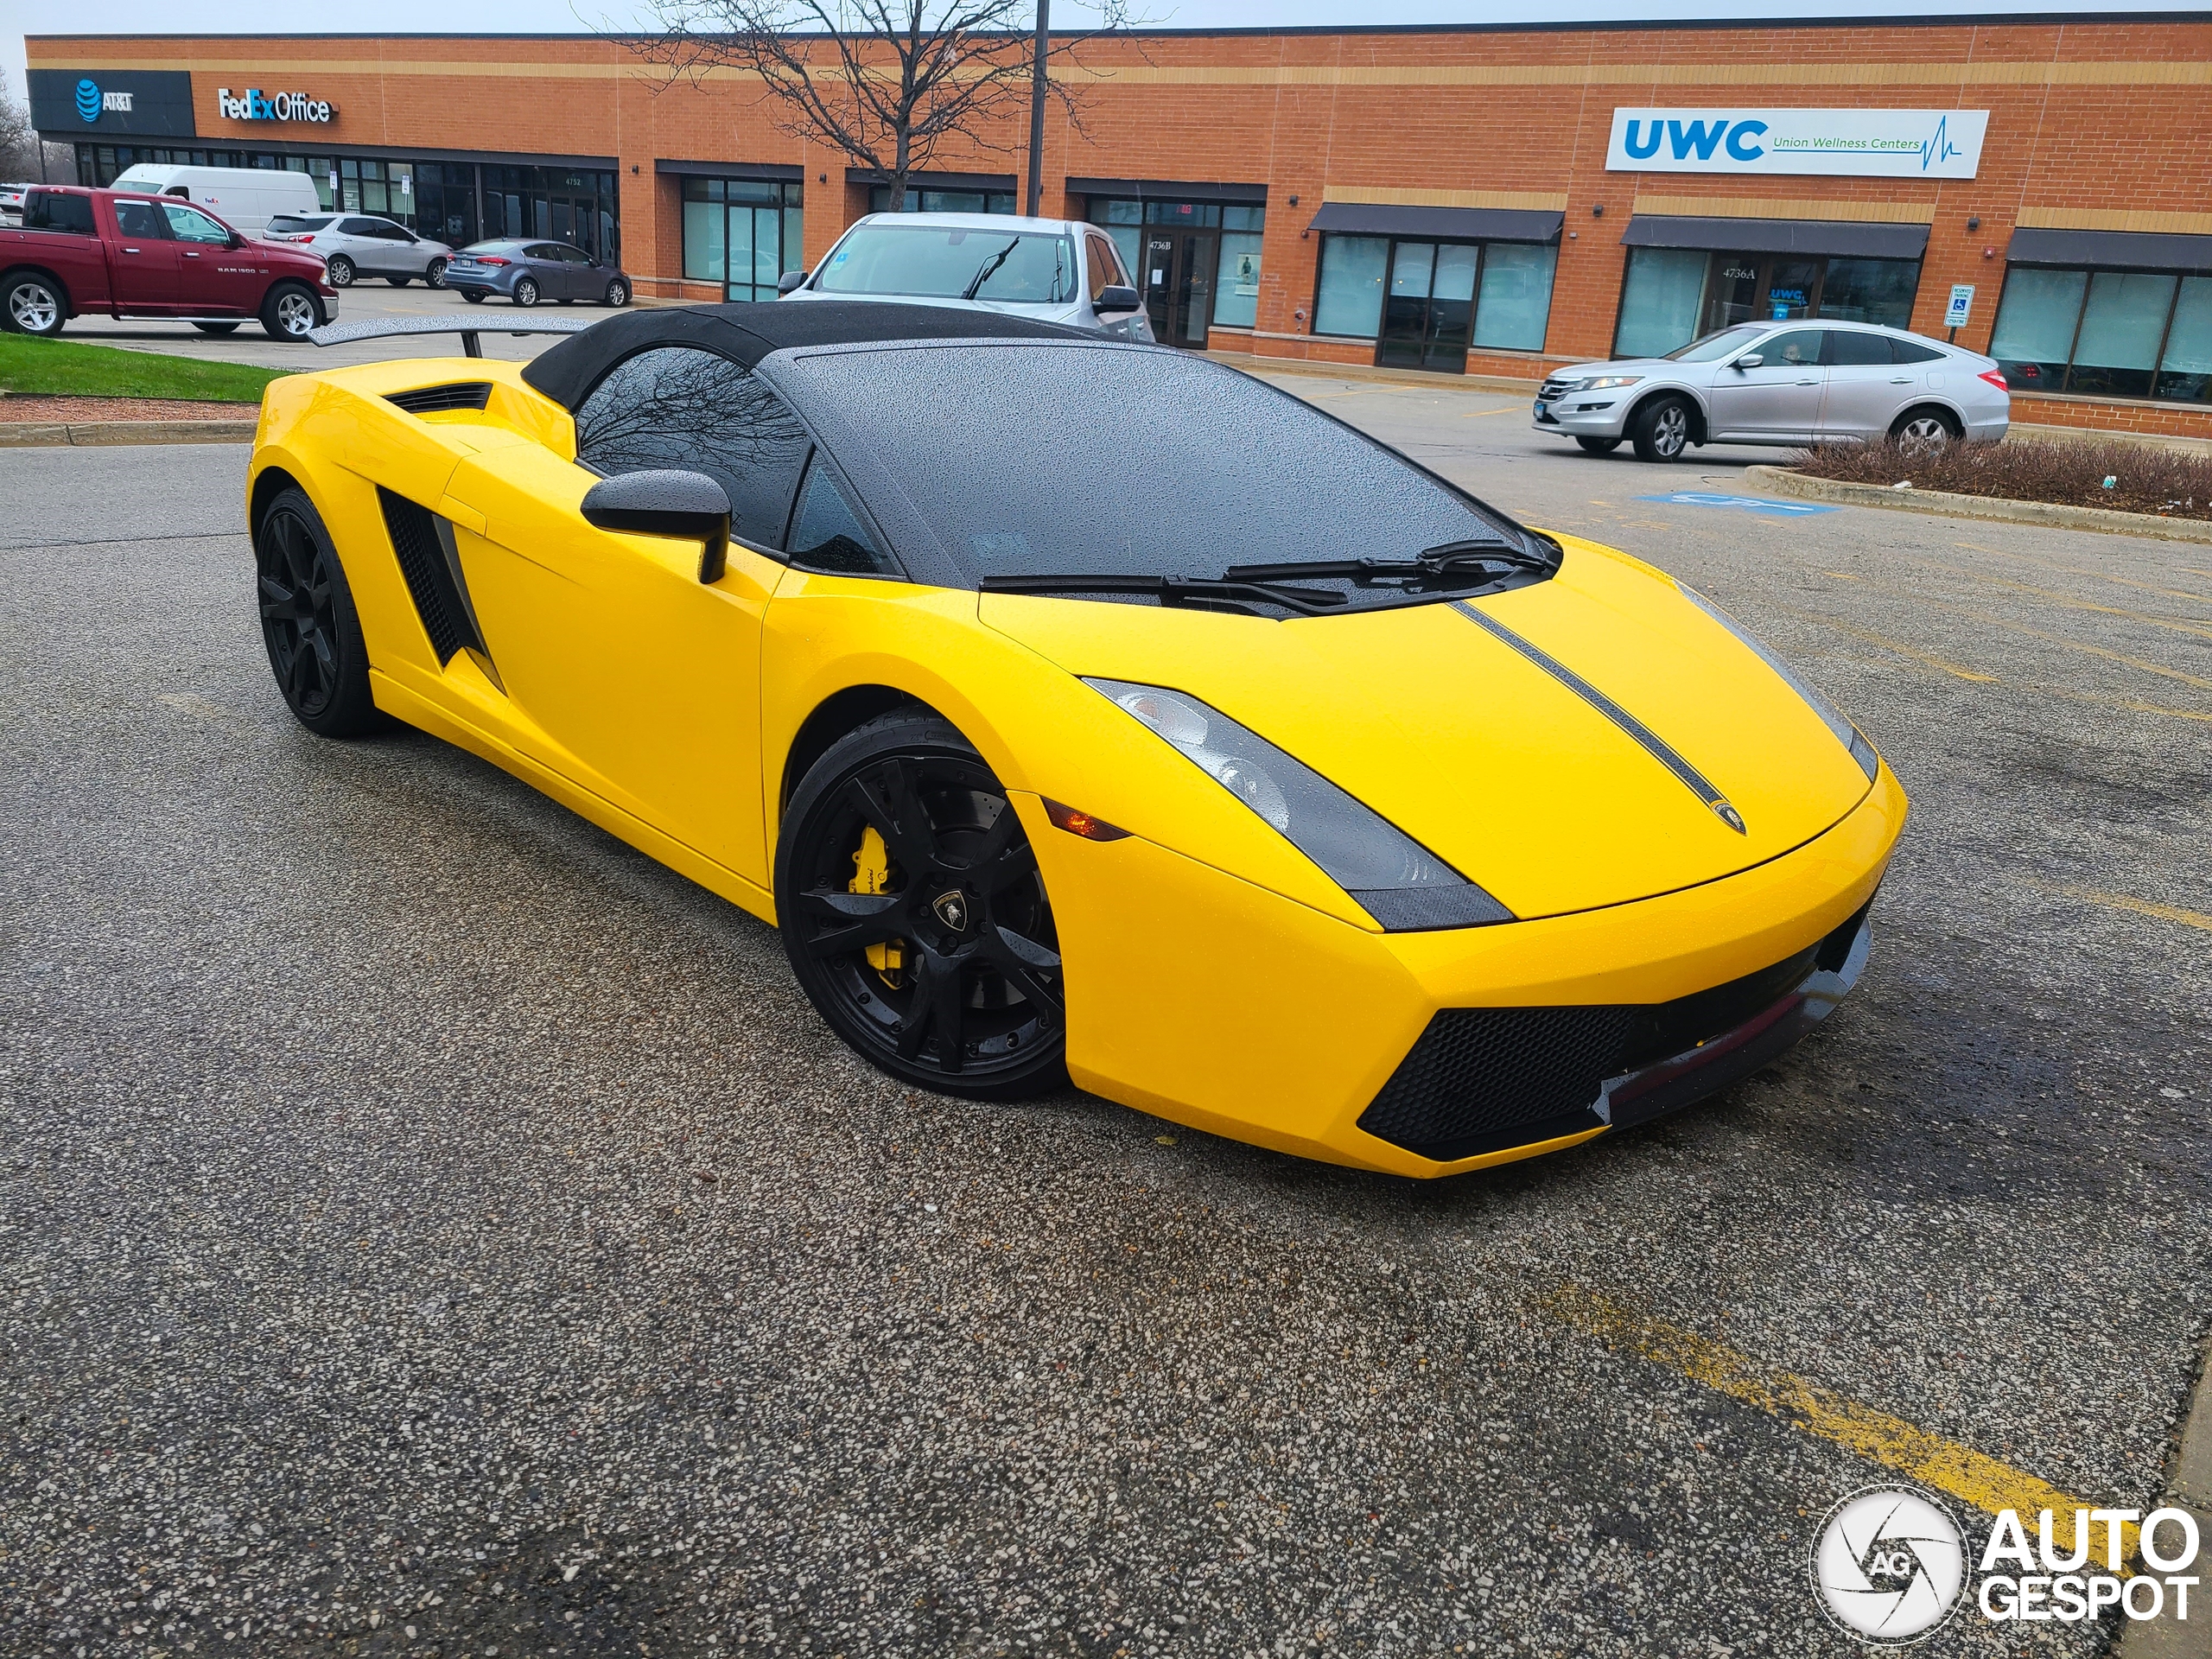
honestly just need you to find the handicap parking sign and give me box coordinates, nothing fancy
[1637,492,1837,517]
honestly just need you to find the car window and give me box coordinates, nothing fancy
[777,343,1515,584]
[563,245,594,264]
[268,214,334,234]
[1890,338,1946,364]
[112,200,170,239]
[340,218,384,236]
[816,224,1079,304]
[526,244,563,261]
[23,192,95,234]
[1822,331,1893,366]
[1084,234,1123,301]
[1663,326,1766,363]
[786,454,897,576]
[574,346,814,550]
[1752,329,1825,367]
[162,203,232,245]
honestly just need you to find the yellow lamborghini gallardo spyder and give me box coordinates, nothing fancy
[247,302,1904,1177]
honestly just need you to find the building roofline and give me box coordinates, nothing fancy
[25,10,2212,45]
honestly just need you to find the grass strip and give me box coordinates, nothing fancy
[0,335,287,404]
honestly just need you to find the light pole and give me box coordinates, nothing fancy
[1025,0,1049,217]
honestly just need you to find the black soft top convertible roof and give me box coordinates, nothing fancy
[518,301,1095,412]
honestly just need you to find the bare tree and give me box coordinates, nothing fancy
[0,73,72,184]
[628,0,1141,212]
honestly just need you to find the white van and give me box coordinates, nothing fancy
[108,164,322,239]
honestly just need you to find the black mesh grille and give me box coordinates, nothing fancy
[386,381,493,415]
[1357,902,1874,1163]
[377,488,471,663]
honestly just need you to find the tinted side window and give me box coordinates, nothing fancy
[1758,329,1825,367]
[341,218,384,236]
[574,347,813,550]
[1822,330,1893,366]
[24,192,95,234]
[112,200,170,240]
[1890,339,1946,364]
[787,455,897,576]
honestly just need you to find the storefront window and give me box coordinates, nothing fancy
[1613,246,1922,357]
[868,187,1016,216]
[1084,197,1266,346]
[1211,204,1268,331]
[1315,233,1557,370]
[1991,264,2210,403]
[682,176,805,302]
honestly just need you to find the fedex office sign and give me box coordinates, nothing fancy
[1606,107,1987,179]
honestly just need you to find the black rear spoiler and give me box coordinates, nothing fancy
[308,315,596,359]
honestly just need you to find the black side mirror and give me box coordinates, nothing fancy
[1095,283,1140,314]
[1733,353,1764,371]
[581,469,732,583]
[777,270,807,296]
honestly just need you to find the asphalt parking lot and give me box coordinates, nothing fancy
[3,354,2208,1658]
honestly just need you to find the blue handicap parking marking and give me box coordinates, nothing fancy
[1637,491,1837,517]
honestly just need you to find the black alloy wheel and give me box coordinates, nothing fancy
[776,713,1069,1101]
[253,487,379,737]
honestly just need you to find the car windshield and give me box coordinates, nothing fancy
[1663,327,1769,363]
[814,225,1079,304]
[777,344,1520,586]
[268,214,334,233]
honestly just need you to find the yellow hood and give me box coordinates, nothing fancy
[981,537,1874,921]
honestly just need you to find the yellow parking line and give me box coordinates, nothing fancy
[2068,887,2212,935]
[1914,601,2212,690]
[1544,1285,2137,1566]
[1916,566,2212,643]
[1776,607,1998,682]
[1953,542,2212,606]
[1459,405,1522,417]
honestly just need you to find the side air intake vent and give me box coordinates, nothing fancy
[386,381,493,415]
[377,487,486,666]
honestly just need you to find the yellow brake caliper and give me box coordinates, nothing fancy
[850,824,906,987]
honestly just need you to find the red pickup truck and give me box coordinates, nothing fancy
[0,186,337,343]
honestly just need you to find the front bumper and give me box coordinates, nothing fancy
[1023,759,1904,1177]
[1530,392,1632,440]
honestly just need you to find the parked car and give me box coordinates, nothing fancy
[445,240,631,308]
[1533,321,2011,462]
[0,184,29,226]
[262,213,457,289]
[779,212,1152,340]
[109,164,323,240]
[0,186,336,341]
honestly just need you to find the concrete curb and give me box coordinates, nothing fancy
[2115,1333,2212,1657]
[1742,465,2212,544]
[0,419,257,448]
[1205,350,1544,397]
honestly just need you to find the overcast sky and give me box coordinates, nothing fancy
[7,0,2196,139]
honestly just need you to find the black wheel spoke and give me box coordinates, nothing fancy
[795,889,905,958]
[982,925,1063,1019]
[845,760,939,874]
[897,949,965,1067]
[258,574,294,613]
[975,839,1038,895]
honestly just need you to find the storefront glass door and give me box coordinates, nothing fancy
[1142,230,1219,348]
[1377,241,1478,372]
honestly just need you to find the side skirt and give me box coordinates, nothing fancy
[368,669,778,927]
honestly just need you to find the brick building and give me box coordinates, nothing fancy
[27,15,2212,436]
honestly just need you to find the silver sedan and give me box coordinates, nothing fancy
[1533,320,2012,461]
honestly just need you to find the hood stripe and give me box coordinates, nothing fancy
[1453,601,1747,836]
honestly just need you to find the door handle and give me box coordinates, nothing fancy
[1890,376,1913,384]
[183,251,203,259]
[122,246,142,254]
[1796,378,1819,385]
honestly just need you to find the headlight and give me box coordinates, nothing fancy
[1086,679,1513,931]
[1580,374,1643,390]
[1681,588,1879,782]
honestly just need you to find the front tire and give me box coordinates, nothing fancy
[459,289,486,304]
[1630,395,1694,463]
[512,276,540,308]
[3,272,67,337]
[424,258,448,289]
[260,283,321,342]
[192,321,243,336]
[253,486,379,737]
[603,278,630,308]
[776,712,1069,1101]
[324,255,355,288]
[1575,435,1622,454]
[385,276,412,288]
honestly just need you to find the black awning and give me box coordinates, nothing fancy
[1065,176,1268,204]
[2007,226,2212,274]
[1308,201,1562,244]
[845,168,1016,192]
[1621,214,1930,261]
[656,159,803,181]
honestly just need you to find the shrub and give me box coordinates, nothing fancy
[1788,435,2212,521]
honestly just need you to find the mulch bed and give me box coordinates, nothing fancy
[1791,434,2212,521]
[0,394,257,423]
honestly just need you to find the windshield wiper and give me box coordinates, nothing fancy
[1224,537,1556,588]
[978,572,1349,615]
[962,238,1022,301]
